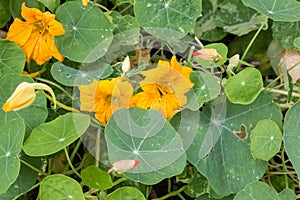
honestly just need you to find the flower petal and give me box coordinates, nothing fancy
[6,18,32,47]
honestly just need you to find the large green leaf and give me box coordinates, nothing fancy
[105,108,186,185]
[284,101,300,177]
[185,71,221,111]
[0,74,47,135]
[0,119,25,194]
[234,181,279,200]
[0,153,42,199]
[278,188,296,200]
[55,1,113,63]
[106,187,146,200]
[224,68,263,105]
[51,61,112,86]
[37,0,59,12]
[194,0,227,42]
[241,0,300,22]
[180,93,282,196]
[39,174,84,200]
[0,39,25,77]
[272,21,300,49]
[250,119,282,161]
[215,0,262,36]
[134,0,202,41]
[23,113,90,156]
[81,166,113,190]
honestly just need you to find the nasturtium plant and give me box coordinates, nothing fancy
[0,119,25,194]
[1,0,300,199]
[224,68,263,105]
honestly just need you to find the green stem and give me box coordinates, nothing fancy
[238,21,266,71]
[20,159,47,176]
[152,186,187,200]
[264,88,300,98]
[64,148,82,179]
[112,177,127,187]
[267,171,297,175]
[12,182,41,200]
[35,77,73,99]
[95,129,101,168]
[70,139,82,162]
[167,178,172,193]
[42,93,81,113]
[281,146,289,188]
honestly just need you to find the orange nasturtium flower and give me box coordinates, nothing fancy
[2,82,56,112]
[6,3,65,65]
[130,56,193,118]
[79,78,133,125]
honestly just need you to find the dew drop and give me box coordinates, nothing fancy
[66,74,72,79]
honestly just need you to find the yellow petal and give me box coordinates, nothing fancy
[82,0,89,6]
[6,18,32,47]
[21,3,44,22]
[78,80,98,112]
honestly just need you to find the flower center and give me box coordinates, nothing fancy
[105,95,112,103]
[32,21,49,35]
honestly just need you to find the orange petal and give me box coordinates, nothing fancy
[6,18,32,47]
[47,19,65,36]
[21,3,44,22]
[78,80,98,112]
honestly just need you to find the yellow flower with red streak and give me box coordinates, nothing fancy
[130,56,193,118]
[79,78,133,125]
[6,3,65,65]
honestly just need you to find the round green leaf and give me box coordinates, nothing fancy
[241,0,300,22]
[0,119,25,194]
[0,39,25,77]
[23,113,90,156]
[225,68,263,105]
[0,153,42,199]
[106,187,146,200]
[55,1,113,63]
[185,71,221,111]
[105,108,186,185]
[39,174,84,200]
[0,74,47,135]
[234,181,279,200]
[183,93,282,196]
[284,101,300,177]
[278,188,296,200]
[250,119,282,161]
[51,61,112,86]
[134,0,202,41]
[81,166,113,190]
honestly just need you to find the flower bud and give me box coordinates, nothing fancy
[193,48,222,63]
[2,82,56,112]
[122,56,131,75]
[108,159,140,174]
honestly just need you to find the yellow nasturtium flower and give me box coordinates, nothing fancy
[2,82,56,112]
[79,77,133,125]
[130,56,193,118]
[6,3,65,65]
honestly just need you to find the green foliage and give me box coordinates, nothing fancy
[1,0,300,199]
[0,119,25,194]
[224,68,263,105]
[250,119,282,161]
[23,113,90,156]
[39,174,85,200]
[55,1,113,63]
